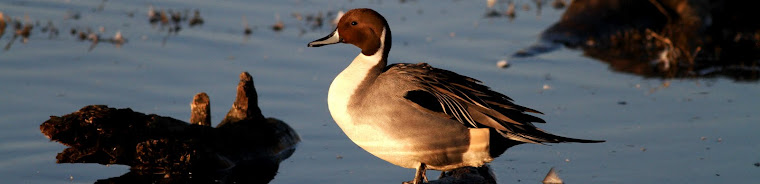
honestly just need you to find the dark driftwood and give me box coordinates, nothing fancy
[40,72,299,184]
[516,0,760,81]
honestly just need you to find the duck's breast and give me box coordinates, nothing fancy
[337,69,493,170]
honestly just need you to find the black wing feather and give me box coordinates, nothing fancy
[395,63,602,144]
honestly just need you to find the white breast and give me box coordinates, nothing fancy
[326,30,423,167]
[327,29,386,131]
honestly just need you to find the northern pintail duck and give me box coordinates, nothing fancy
[308,8,602,184]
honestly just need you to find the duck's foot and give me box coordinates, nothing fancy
[402,163,428,184]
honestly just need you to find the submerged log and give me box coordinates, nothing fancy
[40,72,300,183]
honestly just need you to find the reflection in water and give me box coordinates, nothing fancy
[514,0,760,81]
[39,72,300,184]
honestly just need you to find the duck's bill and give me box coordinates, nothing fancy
[308,28,341,47]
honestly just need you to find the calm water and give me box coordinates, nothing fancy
[1,0,758,183]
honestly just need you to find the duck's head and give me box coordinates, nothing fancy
[308,8,391,57]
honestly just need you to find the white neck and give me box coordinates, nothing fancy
[327,28,386,128]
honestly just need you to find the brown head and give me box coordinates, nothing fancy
[308,8,391,58]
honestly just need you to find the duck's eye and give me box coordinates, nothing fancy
[351,21,357,26]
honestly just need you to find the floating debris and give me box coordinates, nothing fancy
[244,27,252,35]
[76,30,88,40]
[169,10,182,24]
[148,5,159,23]
[111,31,125,46]
[306,12,323,29]
[484,10,501,18]
[552,0,567,9]
[272,14,284,32]
[146,7,191,35]
[535,0,544,14]
[291,13,303,21]
[487,0,497,9]
[242,16,252,35]
[497,59,510,68]
[754,162,759,167]
[159,10,169,24]
[542,167,563,184]
[88,32,99,51]
[188,9,203,27]
[64,10,81,20]
[17,22,34,43]
[40,20,59,38]
[522,3,531,11]
[617,101,627,105]
[506,2,516,19]
[3,18,29,50]
[543,84,552,90]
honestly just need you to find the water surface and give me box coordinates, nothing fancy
[1,0,758,183]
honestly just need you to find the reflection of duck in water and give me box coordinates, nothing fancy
[308,8,603,184]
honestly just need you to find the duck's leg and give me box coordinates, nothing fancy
[413,163,427,184]
[403,163,428,184]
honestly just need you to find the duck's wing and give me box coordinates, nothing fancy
[390,63,601,144]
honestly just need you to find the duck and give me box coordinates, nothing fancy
[307,8,603,184]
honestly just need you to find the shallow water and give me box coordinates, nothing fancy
[1,0,758,183]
